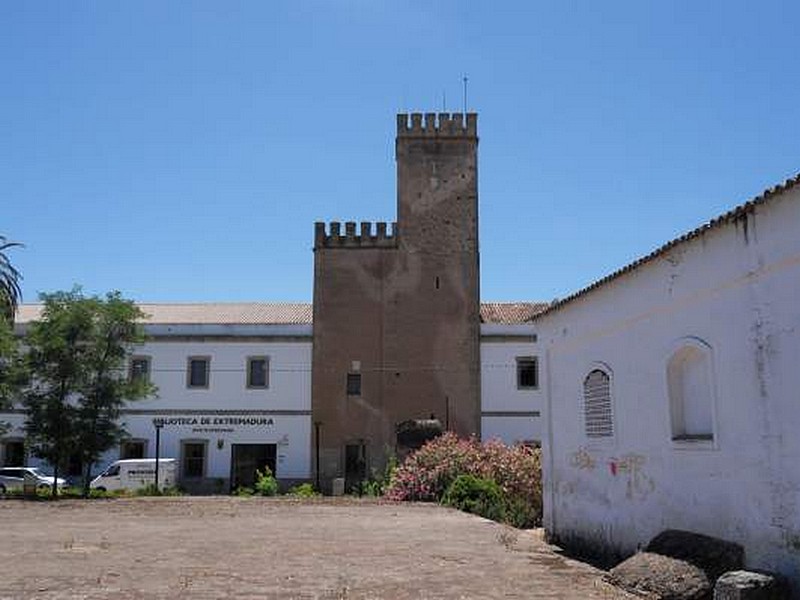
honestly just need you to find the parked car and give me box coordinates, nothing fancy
[0,467,67,495]
[90,458,176,492]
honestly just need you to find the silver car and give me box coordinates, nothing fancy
[0,467,67,494]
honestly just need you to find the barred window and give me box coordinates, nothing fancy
[583,369,613,438]
[516,357,539,389]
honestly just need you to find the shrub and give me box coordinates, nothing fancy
[254,466,279,496]
[233,486,254,497]
[350,449,399,497]
[442,474,506,522]
[354,479,384,497]
[288,483,319,498]
[384,432,542,528]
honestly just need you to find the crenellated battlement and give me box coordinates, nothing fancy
[396,112,477,138]
[314,221,398,249]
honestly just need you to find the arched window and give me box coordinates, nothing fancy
[667,340,714,441]
[584,369,613,438]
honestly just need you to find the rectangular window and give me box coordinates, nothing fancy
[129,356,151,384]
[247,357,269,389]
[187,357,210,389]
[120,440,146,460]
[2,440,25,467]
[182,442,206,479]
[346,372,362,396]
[516,357,538,389]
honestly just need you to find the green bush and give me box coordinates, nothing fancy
[233,486,254,497]
[355,479,384,497]
[385,433,542,528]
[288,483,319,497]
[351,450,399,497]
[254,466,279,496]
[441,474,506,522]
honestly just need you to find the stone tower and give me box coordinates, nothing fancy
[312,113,480,490]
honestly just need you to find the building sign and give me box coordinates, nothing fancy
[153,416,275,434]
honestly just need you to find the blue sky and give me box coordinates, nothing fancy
[3,1,800,304]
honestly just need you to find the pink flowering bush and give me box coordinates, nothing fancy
[384,432,542,528]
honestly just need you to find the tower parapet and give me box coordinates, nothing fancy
[314,221,397,249]
[396,112,477,138]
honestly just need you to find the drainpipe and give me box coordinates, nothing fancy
[314,421,321,490]
[544,342,557,537]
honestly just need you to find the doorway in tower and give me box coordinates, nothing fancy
[230,444,277,491]
[344,443,367,493]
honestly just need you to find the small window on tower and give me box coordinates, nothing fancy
[346,372,362,396]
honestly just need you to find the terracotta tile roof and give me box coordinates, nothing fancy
[16,302,314,325]
[17,302,546,325]
[532,172,800,321]
[480,302,549,324]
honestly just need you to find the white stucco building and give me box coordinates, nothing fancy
[0,302,542,490]
[538,174,800,586]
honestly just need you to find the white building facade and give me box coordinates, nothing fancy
[1,303,542,490]
[539,176,800,586]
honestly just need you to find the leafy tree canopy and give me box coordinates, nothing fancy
[22,288,155,496]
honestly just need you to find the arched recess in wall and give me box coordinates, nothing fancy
[583,363,614,440]
[666,337,716,443]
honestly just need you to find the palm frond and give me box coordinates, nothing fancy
[0,236,24,322]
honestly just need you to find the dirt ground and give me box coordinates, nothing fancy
[0,497,633,599]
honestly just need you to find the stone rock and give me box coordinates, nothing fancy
[607,551,711,599]
[714,570,789,600]
[646,530,745,582]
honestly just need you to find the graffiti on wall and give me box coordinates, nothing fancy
[569,447,596,471]
[609,453,655,500]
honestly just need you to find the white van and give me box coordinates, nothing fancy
[90,459,176,492]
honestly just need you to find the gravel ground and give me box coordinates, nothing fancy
[0,496,633,599]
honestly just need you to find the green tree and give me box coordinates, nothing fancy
[73,291,154,497]
[0,237,23,323]
[22,289,154,497]
[0,320,25,434]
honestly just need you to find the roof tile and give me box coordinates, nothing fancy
[17,302,546,325]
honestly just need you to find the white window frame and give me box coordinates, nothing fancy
[186,356,211,389]
[180,439,208,479]
[246,356,270,389]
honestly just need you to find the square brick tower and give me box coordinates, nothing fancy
[312,113,480,490]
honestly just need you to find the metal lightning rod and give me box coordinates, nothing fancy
[463,74,468,114]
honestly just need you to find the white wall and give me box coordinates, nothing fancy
[119,413,310,480]
[0,332,313,482]
[480,326,542,444]
[540,188,800,587]
[134,340,311,412]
